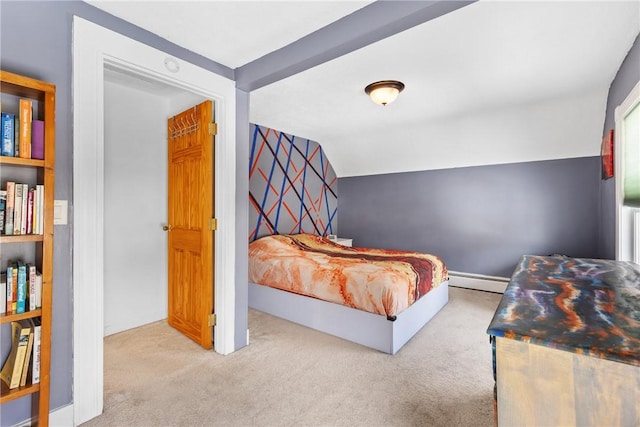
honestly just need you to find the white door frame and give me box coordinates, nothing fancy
[614,79,640,262]
[73,17,236,425]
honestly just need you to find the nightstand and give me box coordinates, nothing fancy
[334,237,353,247]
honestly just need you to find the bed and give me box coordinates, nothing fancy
[248,233,449,354]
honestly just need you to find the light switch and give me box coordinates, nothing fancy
[54,200,68,225]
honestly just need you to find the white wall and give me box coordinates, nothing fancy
[103,80,170,336]
[328,89,608,177]
[169,91,208,117]
[102,79,209,336]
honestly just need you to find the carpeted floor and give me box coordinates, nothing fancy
[82,286,502,427]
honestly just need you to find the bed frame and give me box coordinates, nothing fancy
[248,280,449,354]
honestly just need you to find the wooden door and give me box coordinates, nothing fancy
[166,100,215,349]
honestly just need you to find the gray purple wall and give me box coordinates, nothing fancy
[599,34,640,259]
[339,157,601,278]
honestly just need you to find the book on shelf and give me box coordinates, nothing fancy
[26,188,34,235]
[6,263,13,313]
[28,263,37,311]
[14,115,19,157]
[18,99,32,159]
[34,271,42,309]
[0,272,6,315]
[16,261,27,314]
[0,320,31,389]
[37,184,44,235]
[0,182,43,235]
[19,183,28,235]
[5,181,15,235]
[33,186,39,235]
[1,112,15,156]
[1,101,43,159]
[6,261,17,314]
[31,119,44,160]
[31,317,41,384]
[12,183,22,235]
[19,319,35,387]
[0,189,5,234]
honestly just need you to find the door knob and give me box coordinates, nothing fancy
[162,224,173,231]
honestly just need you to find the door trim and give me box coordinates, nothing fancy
[73,16,236,425]
[614,79,640,261]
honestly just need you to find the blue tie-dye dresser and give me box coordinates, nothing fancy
[487,255,640,426]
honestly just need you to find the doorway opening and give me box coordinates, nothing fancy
[103,66,206,337]
[73,16,237,426]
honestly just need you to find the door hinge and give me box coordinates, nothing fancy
[208,122,218,136]
[207,313,216,327]
[209,218,218,231]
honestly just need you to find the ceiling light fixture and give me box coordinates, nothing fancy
[364,80,405,106]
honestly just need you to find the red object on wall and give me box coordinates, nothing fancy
[601,129,614,179]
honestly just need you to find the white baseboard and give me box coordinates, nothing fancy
[448,270,509,293]
[50,403,75,427]
[12,403,74,427]
[104,309,167,336]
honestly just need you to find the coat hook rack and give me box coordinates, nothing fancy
[169,111,200,140]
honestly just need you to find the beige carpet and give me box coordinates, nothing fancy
[82,287,502,427]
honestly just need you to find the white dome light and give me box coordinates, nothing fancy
[364,80,405,106]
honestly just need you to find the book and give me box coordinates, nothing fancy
[35,186,41,234]
[0,272,6,315]
[6,264,13,313]
[28,263,37,311]
[14,115,19,157]
[26,187,34,234]
[19,320,35,387]
[36,184,44,235]
[31,317,41,384]
[31,119,44,160]
[32,187,38,235]
[13,182,22,235]
[6,262,16,313]
[1,112,15,156]
[10,263,17,313]
[0,320,31,389]
[19,99,32,159]
[5,181,15,235]
[16,261,27,314]
[34,271,42,308]
[20,183,28,235]
[0,189,5,234]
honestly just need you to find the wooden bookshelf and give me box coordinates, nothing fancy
[0,70,54,426]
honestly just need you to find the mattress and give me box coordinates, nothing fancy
[248,233,448,318]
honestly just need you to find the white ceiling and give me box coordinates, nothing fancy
[88,1,639,177]
[88,0,371,68]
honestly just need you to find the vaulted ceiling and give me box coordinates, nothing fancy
[88,1,639,177]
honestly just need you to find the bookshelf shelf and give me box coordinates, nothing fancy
[0,70,54,426]
[0,310,43,325]
[0,380,39,404]
[0,235,45,244]
[0,157,45,168]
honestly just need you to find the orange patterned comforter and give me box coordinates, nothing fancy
[248,234,448,318]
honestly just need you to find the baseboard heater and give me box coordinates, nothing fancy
[448,270,509,294]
